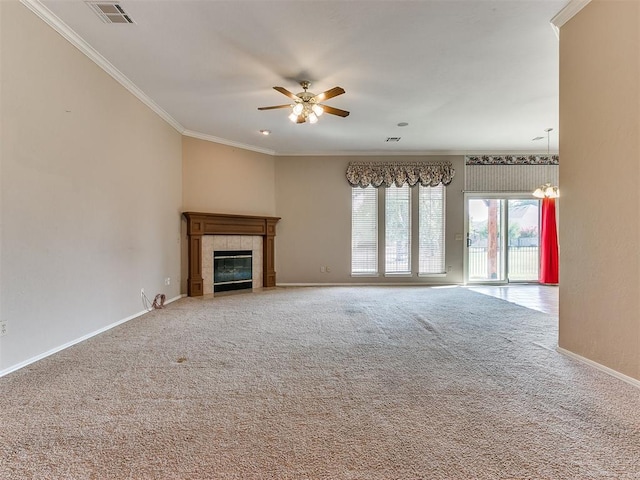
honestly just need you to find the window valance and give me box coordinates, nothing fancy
[346,162,455,188]
[465,155,558,165]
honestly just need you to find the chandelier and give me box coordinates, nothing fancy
[533,183,559,198]
[532,128,559,198]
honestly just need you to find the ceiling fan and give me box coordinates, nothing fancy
[258,81,349,124]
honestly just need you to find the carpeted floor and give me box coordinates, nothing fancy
[1,286,639,479]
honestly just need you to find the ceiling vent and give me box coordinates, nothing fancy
[386,137,401,142]
[87,2,135,24]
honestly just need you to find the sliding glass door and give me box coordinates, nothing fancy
[465,196,540,284]
[506,199,540,281]
[467,198,505,282]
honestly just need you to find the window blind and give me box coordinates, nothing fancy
[419,184,446,274]
[385,184,411,273]
[351,187,378,274]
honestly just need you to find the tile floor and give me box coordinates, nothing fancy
[466,284,558,315]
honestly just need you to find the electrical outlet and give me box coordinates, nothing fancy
[165,277,171,286]
[0,320,7,337]
[447,265,452,272]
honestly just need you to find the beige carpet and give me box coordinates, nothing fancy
[1,286,639,479]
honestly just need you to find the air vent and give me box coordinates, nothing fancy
[87,2,135,24]
[386,137,401,142]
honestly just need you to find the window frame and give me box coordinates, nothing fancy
[384,184,412,275]
[351,186,379,276]
[418,184,446,276]
[351,184,447,278]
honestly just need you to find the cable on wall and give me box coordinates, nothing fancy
[141,291,166,311]
[152,294,166,309]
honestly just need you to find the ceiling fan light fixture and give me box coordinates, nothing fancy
[292,103,304,116]
[259,81,349,125]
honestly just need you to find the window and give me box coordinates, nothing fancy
[351,184,446,276]
[351,187,378,274]
[419,184,446,274]
[385,184,411,273]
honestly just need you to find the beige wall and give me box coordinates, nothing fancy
[182,137,276,216]
[181,137,276,291]
[559,0,640,378]
[274,156,465,284]
[0,2,183,373]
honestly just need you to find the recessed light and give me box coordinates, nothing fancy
[397,122,409,127]
[259,130,271,136]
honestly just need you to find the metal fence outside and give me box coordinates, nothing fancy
[468,246,539,282]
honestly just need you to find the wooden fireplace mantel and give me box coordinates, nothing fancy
[183,212,281,296]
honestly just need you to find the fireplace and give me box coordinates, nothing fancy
[183,212,280,297]
[213,250,252,293]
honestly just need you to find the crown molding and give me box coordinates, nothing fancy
[550,0,592,37]
[17,0,565,159]
[182,130,276,156]
[19,0,184,134]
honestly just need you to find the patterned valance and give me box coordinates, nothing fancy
[465,155,559,166]
[346,162,455,188]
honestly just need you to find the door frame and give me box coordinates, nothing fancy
[463,192,540,285]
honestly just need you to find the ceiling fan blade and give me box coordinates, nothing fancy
[273,86,299,101]
[321,105,350,117]
[314,86,345,101]
[258,104,292,110]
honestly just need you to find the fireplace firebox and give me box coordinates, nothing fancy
[213,250,252,293]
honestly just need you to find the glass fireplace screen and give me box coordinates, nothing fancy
[213,250,253,293]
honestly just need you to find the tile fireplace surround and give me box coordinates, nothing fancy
[203,236,262,295]
[183,212,280,297]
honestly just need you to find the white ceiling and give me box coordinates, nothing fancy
[36,0,566,155]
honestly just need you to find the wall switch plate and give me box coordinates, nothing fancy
[0,320,7,337]
[320,266,326,273]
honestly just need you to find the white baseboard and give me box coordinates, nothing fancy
[557,347,640,389]
[0,294,185,378]
[167,294,186,303]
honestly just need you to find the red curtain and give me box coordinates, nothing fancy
[539,197,559,284]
